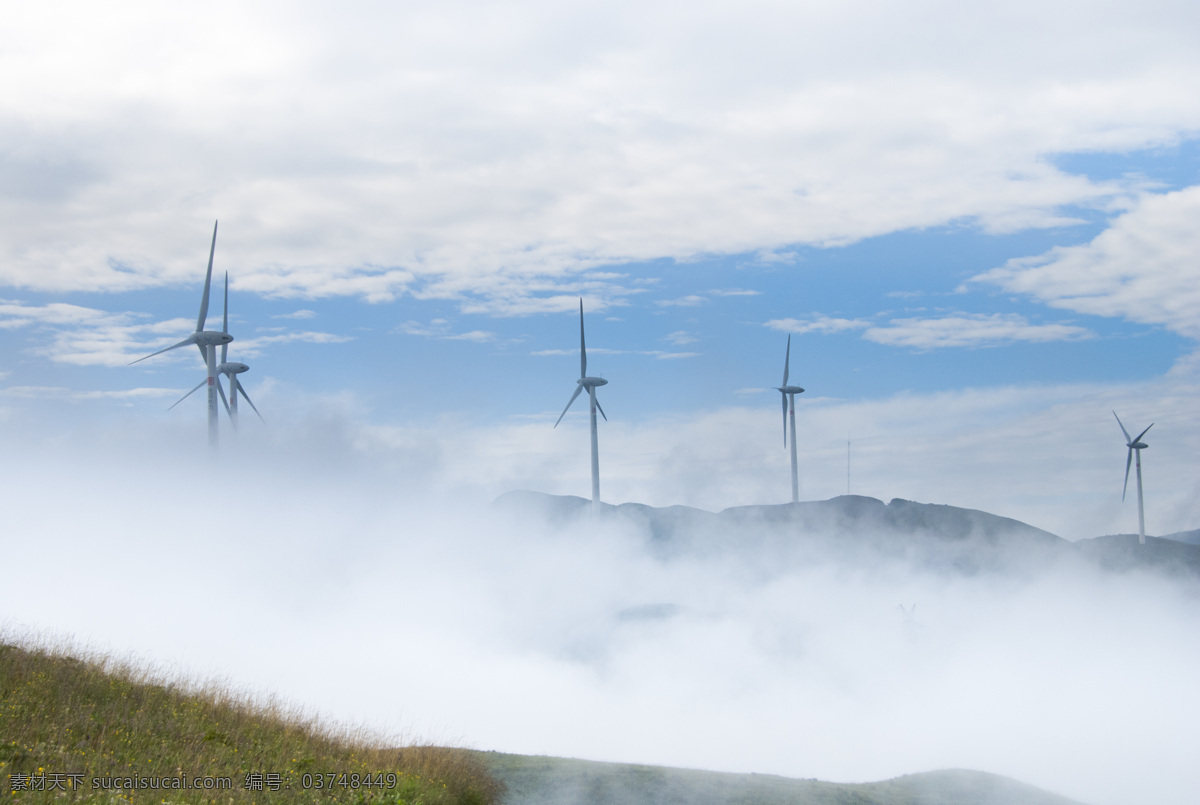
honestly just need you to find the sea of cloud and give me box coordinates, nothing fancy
[3,386,1199,805]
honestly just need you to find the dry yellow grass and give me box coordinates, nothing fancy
[1,635,501,805]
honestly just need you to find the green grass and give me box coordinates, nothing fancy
[1,639,502,805]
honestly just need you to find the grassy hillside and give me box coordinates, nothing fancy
[0,641,501,805]
[1,639,1093,805]
[481,753,1089,805]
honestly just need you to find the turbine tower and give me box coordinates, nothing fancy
[169,272,264,430]
[775,334,805,503]
[1114,411,1153,545]
[130,220,232,449]
[554,299,609,513]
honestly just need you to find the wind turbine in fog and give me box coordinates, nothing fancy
[775,335,805,503]
[169,272,264,430]
[1114,411,1153,545]
[216,273,264,429]
[554,299,609,513]
[130,221,232,449]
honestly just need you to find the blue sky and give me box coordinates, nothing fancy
[1,0,1198,537]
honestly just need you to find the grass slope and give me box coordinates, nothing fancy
[1,641,501,805]
[481,753,1088,805]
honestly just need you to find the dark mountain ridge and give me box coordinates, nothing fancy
[495,491,1200,581]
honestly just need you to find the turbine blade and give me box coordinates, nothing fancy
[554,384,584,428]
[216,376,231,416]
[1113,410,1131,443]
[221,271,229,364]
[129,335,197,365]
[196,220,218,332]
[235,378,265,422]
[1123,447,1133,501]
[1134,423,1153,443]
[782,334,790,386]
[595,393,607,422]
[579,298,587,379]
[168,378,207,410]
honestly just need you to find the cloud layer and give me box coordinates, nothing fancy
[977,187,1200,339]
[3,1,1199,313]
[3,427,1199,805]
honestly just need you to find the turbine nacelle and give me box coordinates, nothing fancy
[197,331,234,347]
[776,385,805,395]
[218,362,250,375]
[580,377,608,388]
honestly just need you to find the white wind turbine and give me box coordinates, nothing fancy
[130,221,232,449]
[216,273,263,429]
[775,334,805,503]
[169,272,264,430]
[1114,411,1153,545]
[554,299,609,513]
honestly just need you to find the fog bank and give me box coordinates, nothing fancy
[3,434,1198,805]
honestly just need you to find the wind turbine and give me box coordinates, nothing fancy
[554,299,609,513]
[169,272,264,430]
[216,273,263,429]
[775,334,805,503]
[1114,411,1153,545]
[130,220,232,449]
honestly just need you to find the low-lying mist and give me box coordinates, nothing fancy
[3,430,1197,805]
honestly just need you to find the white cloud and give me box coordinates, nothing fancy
[0,299,349,367]
[765,315,870,335]
[397,320,492,342]
[398,321,440,337]
[0,300,125,329]
[447,330,496,343]
[708,288,761,297]
[665,330,697,345]
[273,309,317,320]
[0,385,178,401]
[234,331,354,357]
[534,347,697,360]
[974,186,1200,340]
[863,313,1092,349]
[656,295,708,307]
[0,300,194,367]
[2,2,1197,308]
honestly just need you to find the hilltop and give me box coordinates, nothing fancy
[480,753,1088,805]
[495,491,1200,580]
